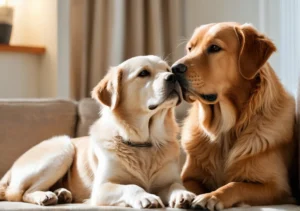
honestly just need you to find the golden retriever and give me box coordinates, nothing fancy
[172,22,296,210]
[0,55,195,208]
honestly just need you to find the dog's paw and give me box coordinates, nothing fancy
[133,193,164,209]
[54,188,72,204]
[192,193,224,211]
[169,190,195,208]
[37,191,58,206]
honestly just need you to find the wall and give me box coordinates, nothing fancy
[0,0,58,98]
[0,53,39,98]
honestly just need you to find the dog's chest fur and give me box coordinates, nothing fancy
[103,138,180,192]
[193,132,235,190]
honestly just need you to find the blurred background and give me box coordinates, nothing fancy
[0,0,299,100]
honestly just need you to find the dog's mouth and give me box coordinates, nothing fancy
[200,93,218,102]
[148,86,182,110]
[176,77,218,104]
[182,88,218,104]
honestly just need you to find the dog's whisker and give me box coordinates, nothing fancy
[163,52,173,64]
[175,40,187,49]
[178,36,188,42]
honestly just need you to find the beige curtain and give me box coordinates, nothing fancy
[70,0,184,100]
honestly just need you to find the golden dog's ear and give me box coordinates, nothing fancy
[234,24,276,80]
[92,67,123,110]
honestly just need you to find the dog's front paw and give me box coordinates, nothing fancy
[36,191,58,206]
[192,193,224,211]
[133,193,164,209]
[169,190,195,208]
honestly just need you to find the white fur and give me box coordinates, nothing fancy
[0,56,194,208]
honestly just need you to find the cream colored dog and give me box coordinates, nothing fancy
[0,55,195,208]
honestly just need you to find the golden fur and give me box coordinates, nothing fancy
[173,22,296,210]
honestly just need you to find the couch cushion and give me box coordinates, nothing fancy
[76,98,100,137]
[0,99,77,178]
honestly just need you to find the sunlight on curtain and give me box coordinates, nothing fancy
[280,0,300,97]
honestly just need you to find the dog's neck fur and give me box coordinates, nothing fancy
[91,106,178,148]
[234,63,287,134]
[199,63,287,140]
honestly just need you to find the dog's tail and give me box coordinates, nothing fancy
[0,170,11,201]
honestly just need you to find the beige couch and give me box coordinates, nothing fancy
[0,97,299,211]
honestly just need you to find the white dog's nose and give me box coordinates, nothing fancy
[164,73,177,83]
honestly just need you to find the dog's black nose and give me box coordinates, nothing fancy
[172,63,187,74]
[164,73,177,83]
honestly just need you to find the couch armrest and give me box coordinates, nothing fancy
[0,99,77,178]
[76,98,100,137]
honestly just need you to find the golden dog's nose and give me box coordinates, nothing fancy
[172,63,187,74]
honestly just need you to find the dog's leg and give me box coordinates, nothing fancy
[183,179,207,195]
[192,182,291,211]
[23,188,73,206]
[155,161,195,208]
[90,182,164,208]
[5,136,75,205]
[181,155,208,195]
[158,182,195,208]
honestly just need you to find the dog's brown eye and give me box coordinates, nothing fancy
[188,47,192,52]
[138,70,150,77]
[207,45,222,53]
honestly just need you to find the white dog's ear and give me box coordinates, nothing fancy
[92,67,123,110]
[234,24,276,80]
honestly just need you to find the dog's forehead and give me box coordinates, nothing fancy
[190,24,215,44]
[190,22,240,45]
[119,56,168,72]
[208,22,240,36]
